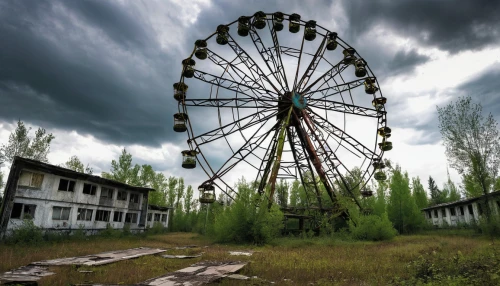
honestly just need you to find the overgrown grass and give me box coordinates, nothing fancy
[1,232,498,285]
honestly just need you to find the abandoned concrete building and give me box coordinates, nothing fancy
[0,157,172,237]
[421,190,500,227]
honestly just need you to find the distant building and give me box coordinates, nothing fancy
[0,157,172,238]
[421,190,500,227]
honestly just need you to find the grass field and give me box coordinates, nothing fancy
[1,231,499,285]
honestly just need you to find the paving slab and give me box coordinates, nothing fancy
[140,261,247,286]
[32,247,166,266]
[0,265,55,283]
[162,254,202,259]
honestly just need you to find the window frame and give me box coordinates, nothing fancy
[113,211,124,222]
[82,183,97,196]
[10,203,37,220]
[52,206,71,220]
[117,190,128,201]
[450,208,456,216]
[95,210,111,222]
[18,171,44,189]
[77,208,93,221]
[100,187,114,199]
[125,213,138,224]
[129,193,140,203]
[441,209,446,217]
[58,178,76,192]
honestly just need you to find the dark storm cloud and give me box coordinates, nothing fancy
[344,0,500,54]
[457,63,500,120]
[0,0,183,147]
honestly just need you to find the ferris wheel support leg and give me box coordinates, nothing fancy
[267,106,294,203]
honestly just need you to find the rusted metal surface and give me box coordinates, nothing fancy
[0,265,55,283]
[140,261,247,286]
[32,247,166,266]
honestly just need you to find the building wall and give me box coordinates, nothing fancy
[146,210,170,228]
[6,168,146,231]
[425,199,500,227]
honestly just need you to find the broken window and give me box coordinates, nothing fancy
[154,214,160,222]
[460,206,465,216]
[52,206,71,220]
[161,214,167,222]
[18,171,44,189]
[129,193,140,203]
[125,213,138,224]
[10,203,23,219]
[468,204,474,215]
[95,210,111,222]
[100,187,114,198]
[77,208,93,221]
[434,209,438,218]
[83,183,97,195]
[58,179,76,192]
[10,203,37,219]
[117,190,128,201]
[450,208,456,216]
[442,209,446,217]
[147,213,152,222]
[113,211,123,222]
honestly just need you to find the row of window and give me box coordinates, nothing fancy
[427,201,500,219]
[147,213,168,223]
[10,203,140,224]
[18,171,141,203]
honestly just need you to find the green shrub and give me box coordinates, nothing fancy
[99,223,121,238]
[209,179,284,244]
[9,219,44,245]
[148,222,166,235]
[477,214,500,237]
[349,214,397,241]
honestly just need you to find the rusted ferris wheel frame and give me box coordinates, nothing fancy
[173,11,392,211]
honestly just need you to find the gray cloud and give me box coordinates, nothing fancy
[344,0,500,54]
[0,0,182,147]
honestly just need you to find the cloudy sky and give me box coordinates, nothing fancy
[1,0,499,197]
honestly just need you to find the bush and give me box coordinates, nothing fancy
[8,219,44,245]
[209,180,284,244]
[477,214,500,237]
[349,214,397,241]
[99,223,121,238]
[148,222,166,235]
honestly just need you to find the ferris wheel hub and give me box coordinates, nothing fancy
[292,92,307,110]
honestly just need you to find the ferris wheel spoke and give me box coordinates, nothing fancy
[292,114,338,203]
[300,61,349,94]
[307,99,381,118]
[183,98,275,109]
[226,35,281,94]
[205,49,278,99]
[212,121,280,180]
[304,78,366,99]
[287,127,323,209]
[295,35,327,92]
[255,128,280,194]
[248,25,289,93]
[292,32,306,91]
[189,108,278,146]
[192,70,277,102]
[307,108,378,160]
[300,112,362,208]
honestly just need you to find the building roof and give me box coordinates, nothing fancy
[421,190,500,211]
[9,156,155,193]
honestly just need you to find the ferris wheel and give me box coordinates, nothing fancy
[173,11,391,211]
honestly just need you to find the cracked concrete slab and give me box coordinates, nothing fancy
[0,265,55,283]
[140,261,247,286]
[32,247,166,266]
